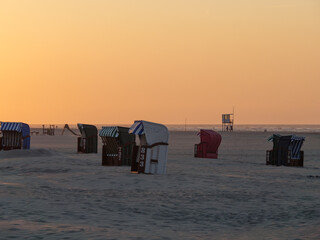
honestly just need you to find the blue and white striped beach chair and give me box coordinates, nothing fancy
[266,134,305,167]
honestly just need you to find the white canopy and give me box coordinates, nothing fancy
[129,120,168,145]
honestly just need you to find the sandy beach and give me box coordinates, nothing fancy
[2,0,319,238]
[1,130,320,239]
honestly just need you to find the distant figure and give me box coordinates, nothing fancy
[230,125,233,131]
[226,126,229,131]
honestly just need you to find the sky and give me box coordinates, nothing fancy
[0,0,319,125]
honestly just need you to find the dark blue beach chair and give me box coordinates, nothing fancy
[266,134,305,167]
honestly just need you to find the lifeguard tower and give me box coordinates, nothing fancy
[222,110,234,132]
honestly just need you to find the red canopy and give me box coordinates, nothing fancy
[195,129,222,159]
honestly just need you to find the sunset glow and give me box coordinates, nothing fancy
[1,0,319,124]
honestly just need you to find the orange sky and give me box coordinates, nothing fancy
[0,0,319,125]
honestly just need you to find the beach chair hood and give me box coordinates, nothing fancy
[99,126,119,138]
[129,120,168,145]
[1,122,29,135]
[77,124,97,138]
[197,129,221,153]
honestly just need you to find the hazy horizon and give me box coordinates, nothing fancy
[19,122,320,128]
[1,121,320,126]
[1,0,319,124]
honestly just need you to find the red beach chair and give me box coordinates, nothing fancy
[194,129,222,159]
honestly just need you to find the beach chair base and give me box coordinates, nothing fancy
[77,137,98,154]
[130,146,140,172]
[130,146,147,173]
[102,145,122,166]
[288,151,304,167]
[194,143,218,159]
[102,156,121,166]
[2,146,22,151]
[266,150,304,167]
[131,143,168,174]
[77,137,84,153]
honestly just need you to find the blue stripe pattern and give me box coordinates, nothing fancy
[0,122,22,132]
[129,121,145,135]
[289,136,305,159]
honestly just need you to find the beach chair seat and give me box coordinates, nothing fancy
[288,150,304,167]
[134,142,169,174]
[266,134,305,167]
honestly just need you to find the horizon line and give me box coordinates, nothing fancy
[22,123,320,126]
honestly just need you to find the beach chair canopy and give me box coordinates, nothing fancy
[77,124,97,138]
[100,126,134,143]
[99,126,119,138]
[0,122,30,137]
[268,134,305,160]
[129,120,168,145]
[197,129,222,153]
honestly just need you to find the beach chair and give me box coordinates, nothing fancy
[0,132,2,151]
[194,129,222,159]
[77,124,98,153]
[0,122,30,150]
[266,134,305,167]
[129,120,169,175]
[99,126,136,166]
